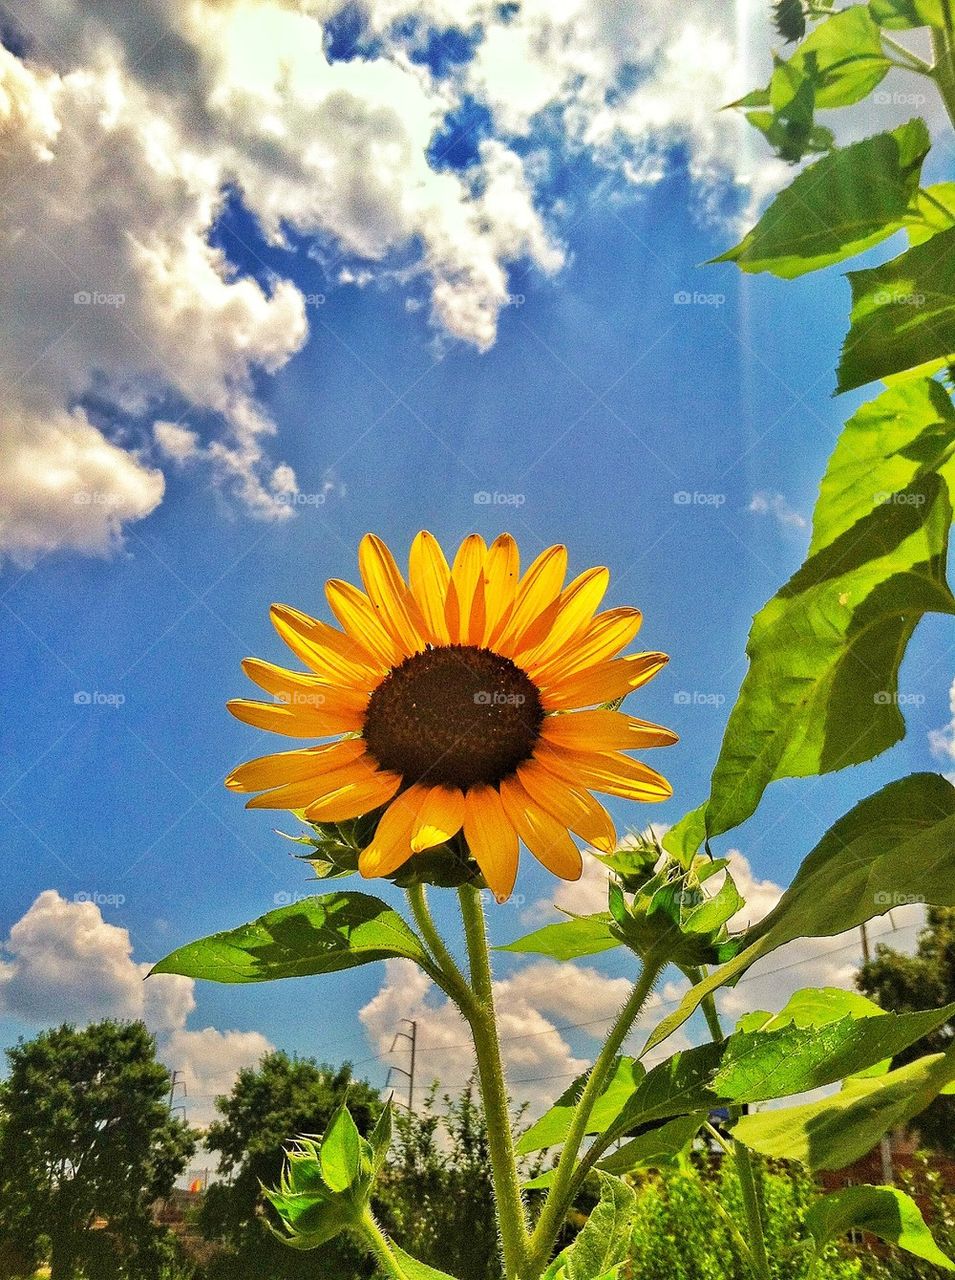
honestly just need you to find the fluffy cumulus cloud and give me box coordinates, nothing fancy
[0,891,271,1124]
[361,954,635,1114]
[0,0,798,564]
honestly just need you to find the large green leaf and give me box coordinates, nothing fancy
[807,1184,954,1269]
[786,6,891,106]
[671,474,954,848]
[519,997,955,1153]
[714,121,929,277]
[838,227,955,392]
[543,1173,637,1280]
[869,0,947,28]
[150,891,429,982]
[496,914,619,960]
[809,378,955,556]
[647,774,955,1051]
[734,1048,955,1169]
[665,376,955,859]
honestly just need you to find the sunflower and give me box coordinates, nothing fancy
[225,533,676,901]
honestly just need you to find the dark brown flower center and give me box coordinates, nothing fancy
[362,645,545,789]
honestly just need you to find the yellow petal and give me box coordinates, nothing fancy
[518,567,610,673]
[225,738,366,792]
[537,744,673,802]
[463,784,519,901]
[326,578,406,668]
[359,787,427,877]
[481,534,520,643]
[411,785,466,852]
[270,604,380,687]
[304,769,403,823]
[540,653,669,712]
[227,696,365,739]
[499,776,582,880]
[445,534,487,644]
[490,544,567,653]
[533,607,642,685]
[358,533,428,656]
[247,754,393,811]
[540,710,678,752]
[408,531,452,645]
[516,758,616,853]
[241,658,370,713]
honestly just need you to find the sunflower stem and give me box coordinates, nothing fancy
[357,1207,411,1280]
[526,950,665,1275]
[691,975,773,1280]
[457,885,532,1280]
[406,882,474,1011]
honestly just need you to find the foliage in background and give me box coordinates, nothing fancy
[858,909,955,1156]
[0,1021,195,1280]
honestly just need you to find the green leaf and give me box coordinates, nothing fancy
[712,1003,955,1101]
[646,774,955,1051]
[807,1184,955,1269]
[906,182,955,245]
[517,1057,647,1156]
[320,1104,361,1192]
[787,6,891,106]
[496,914,619,960]
[390,1245,460,1280]
[736,986,883,1035]
[150,891,428,983]
[521,998,955,1154]
[546,1173,638,1280]
[809,378,955,557]
[689,475,955,844]
[714,121,930,277]
[597,1114,703,1175]
[870,0,947,28]
[838,227,955,392]
[368,1100,393,1175]
[734,1048,955,1169]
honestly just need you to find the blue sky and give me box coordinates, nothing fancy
[1,0,952,1125]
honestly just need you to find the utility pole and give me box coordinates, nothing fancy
[168,1069,187,1121]
[384,1019,417,1112]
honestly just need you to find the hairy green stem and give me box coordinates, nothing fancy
[526,951,665,1274]
[735,1144,773,1280]
[358,1207,410,1280]
[458,885,531,1279]
[933,24,955,130]
[694,980,773,1280]
[406,882,473,1010]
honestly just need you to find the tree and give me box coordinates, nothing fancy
[198,1051,381,1280]
[0,1019,196,1280]
[856,907,955,1155]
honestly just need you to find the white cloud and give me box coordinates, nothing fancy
[928,677,955,782]
[5,0,938,563]
[361,955,639,1114]
[0,406,164,567]
[748,490,808,530]
[0,891,271,1124]
[0,0,787,563]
